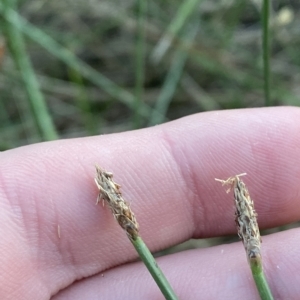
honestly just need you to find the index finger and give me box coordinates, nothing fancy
[0,106,299,299]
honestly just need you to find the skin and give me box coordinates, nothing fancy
[0,107,300,300]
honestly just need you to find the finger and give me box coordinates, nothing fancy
[52,228,300,300]
[1,107,300,299]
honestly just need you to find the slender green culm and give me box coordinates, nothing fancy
[216,175,274,300]
[262,0,271,106]
[149,21,198,125]
[68,68,98,135]
[94,166,179,300]
[134,0,147,129]
[131,236,179,300]
[1,0,58,141]
[151,0,202,64]
[251,259,274,300]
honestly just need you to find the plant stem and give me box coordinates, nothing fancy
[131,236,179,300]
[1,0,58,141]
[134,0,147,129]
[262,0,271,106]
[151,0,202,64]
[95,166,178,300]
[149,21,198,125]
[250,258,274,300]
[68,68,98,135]
[216,175,274,300]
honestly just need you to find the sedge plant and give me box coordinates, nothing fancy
[94,166,179,300]
[262,0,271,106]
[1,0,58,141]
[216,174,274,300]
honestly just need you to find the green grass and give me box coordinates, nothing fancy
[1,0,58,141]
[134,0,147,128]
[262,0,271,106]
[150,19,199,125]
[0,0,298,148]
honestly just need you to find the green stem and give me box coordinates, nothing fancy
[134,0,147,129]
[68,68,98,135]
[1,0,58,141]
[149,21,198,125]
[262,0,271,106]
[131,236,179,300]
[151,0,203,64]
[250,259,274,300]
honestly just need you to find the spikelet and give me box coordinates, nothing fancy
[95,165,139,240]
[216,174,261,263]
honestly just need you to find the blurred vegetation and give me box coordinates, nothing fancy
[0,0,299,150]
[0,0,299,253]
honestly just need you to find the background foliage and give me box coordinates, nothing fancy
[0,0,299,150]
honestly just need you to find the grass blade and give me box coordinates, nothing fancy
[134,0,147,128]
[1,0,58,141]
[262,0,271,106]
[68,68,98,135]
[151,0,202,64]
[150,22,198,125]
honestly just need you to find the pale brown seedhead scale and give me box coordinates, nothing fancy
[94,165,139,240]
[215,174,261,263]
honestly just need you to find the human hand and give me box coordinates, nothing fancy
[1,107,300,299]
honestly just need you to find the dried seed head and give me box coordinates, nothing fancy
[95,165,139,240]
[215,174,261,263]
